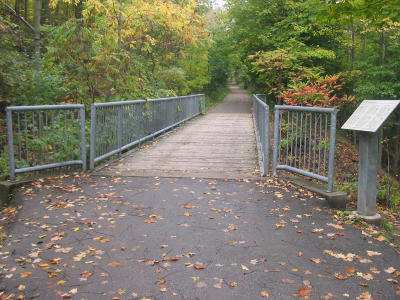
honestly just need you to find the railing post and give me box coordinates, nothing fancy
[136,104,142,145]
[272,107,280,176]
[263,106,270,175]
[201,95,205,114]
[6,108,15,180]
[327,109,337,192]
[80,106,87,171]
[89,104,96,170]
[117,106,122,156]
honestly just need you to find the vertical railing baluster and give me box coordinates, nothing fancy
[313,113,317,173]
[272,107,280,176]
[79,106,86,171]
[117,105,122,156]
[17,112,22,163]
[327,110,337,192]
[90,104,96,170]
[308,113,312,171]
[323,113,328,176]
[6,108,15,180]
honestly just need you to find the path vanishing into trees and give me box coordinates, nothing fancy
[1,87,399,299]
[97,85,258,179]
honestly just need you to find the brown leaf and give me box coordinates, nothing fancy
[334,272,347,280]
[293,286,312,298]
[281,279,295,283]
[20,271,32,278]
[144,218,155,223]
[81,270,94,278]
[345,266,356,274]
[169,256,180,261]
[156,278,166,285]
[193,263,204,269]
[108,261,121,267]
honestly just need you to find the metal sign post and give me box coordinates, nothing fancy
[342,100,400,223]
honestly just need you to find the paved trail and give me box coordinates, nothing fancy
[99,86,257,179]
[0,88,399,299]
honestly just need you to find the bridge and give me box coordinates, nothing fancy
[98,86,257,179]
[1,87,399,299]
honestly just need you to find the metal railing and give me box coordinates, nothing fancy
[272,105,337,192]
[6,105,86,180]
[253,94,270,175]
[90,94,205,168]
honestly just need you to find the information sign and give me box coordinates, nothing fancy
[341,100,400,132]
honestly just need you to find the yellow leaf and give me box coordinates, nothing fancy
[260,291,269,298]
[117,288,126,295]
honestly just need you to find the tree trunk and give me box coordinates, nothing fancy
[381,31,386,66]
[34,0,41,95]
[117,0,122,48]
[24,0,28,20]
[75,0,84,18]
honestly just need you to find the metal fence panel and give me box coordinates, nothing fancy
[272,105,337,192]
[90,94,205,168]
[6,104,86,180]
[253,94,270,176]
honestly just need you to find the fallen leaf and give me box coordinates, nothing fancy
[310,258,324,264]
[334,272,347,280]
[345,266,356,274]
[260,291,269,298]
[385,267,396,274]
[108,261,121,267]
[194,263,204,269]
[230,281,238,287]
[366,250,382,256]
[20,271,32,278]
[197,281,207,288]
[327,223,344,230]
[156,279,166,285]
[281,279,295,283]
[293,286,312,298]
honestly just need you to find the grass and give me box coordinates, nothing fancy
[205,86,230,111]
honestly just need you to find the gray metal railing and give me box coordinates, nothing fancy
[272,105,337,192]
[253,94,270,175]
[90,94,205,168]
[6,105,86,180]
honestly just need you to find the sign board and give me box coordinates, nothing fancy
[342,100,400,132]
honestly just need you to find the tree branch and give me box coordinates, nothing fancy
[1,1,35,32]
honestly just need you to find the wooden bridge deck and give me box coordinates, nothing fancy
[98,86,258,179]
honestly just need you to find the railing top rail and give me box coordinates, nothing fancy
[149,94,204,101]
[253,94,269,109]
[6,104,84,111]
[275,105,337,113]
[93,99,146,107]
[92,94,205,108]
